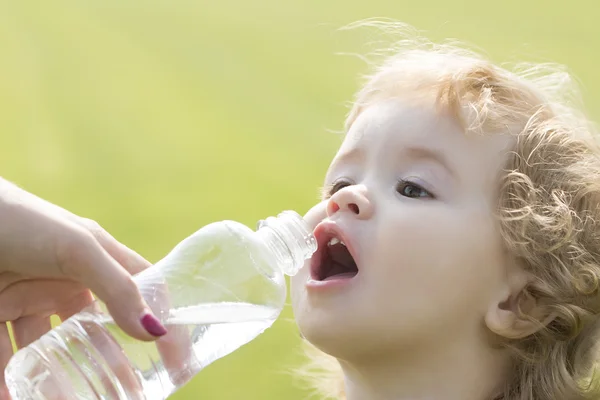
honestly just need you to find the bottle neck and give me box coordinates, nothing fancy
[256,211,317,276]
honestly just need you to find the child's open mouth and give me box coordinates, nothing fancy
[310,222,359,282]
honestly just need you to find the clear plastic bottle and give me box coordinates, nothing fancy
[6,210,316,400]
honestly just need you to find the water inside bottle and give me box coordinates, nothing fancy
[7,302,279,400]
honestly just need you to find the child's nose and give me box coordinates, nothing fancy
[326,185,373,220]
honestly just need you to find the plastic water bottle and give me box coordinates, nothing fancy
[6,210,317,400]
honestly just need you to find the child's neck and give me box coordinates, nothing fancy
[339,333,509,400]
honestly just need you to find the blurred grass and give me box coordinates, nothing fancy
[0,1,598,399]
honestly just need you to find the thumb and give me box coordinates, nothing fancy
[58,232,167,341]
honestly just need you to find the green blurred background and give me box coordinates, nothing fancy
[0,1,598,399]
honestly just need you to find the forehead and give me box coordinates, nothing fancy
[341,100,459,150]
[328,99,514,186]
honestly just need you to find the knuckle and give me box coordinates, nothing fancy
[80,218,105,237]
[54,226,98,278]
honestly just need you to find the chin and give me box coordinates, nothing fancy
[298,320,355,359]
[293,302,375,361]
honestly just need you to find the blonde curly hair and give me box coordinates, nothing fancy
[296,20,600,400]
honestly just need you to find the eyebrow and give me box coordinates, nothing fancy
[331,146,364,167]
[402,145,456,179]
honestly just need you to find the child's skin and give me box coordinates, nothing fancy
[291,99,521,400]
[287,22,600,398]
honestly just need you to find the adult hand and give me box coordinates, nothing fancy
[0,178,168,397]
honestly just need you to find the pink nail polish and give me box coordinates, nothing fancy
[140,313,168,337]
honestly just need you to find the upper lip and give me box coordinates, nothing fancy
[310,220,359,280]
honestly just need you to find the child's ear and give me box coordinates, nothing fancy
[484,269,550,339]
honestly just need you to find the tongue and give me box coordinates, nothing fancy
[323,250,358,281]
[329,243,356,268]
[323,242,358,280]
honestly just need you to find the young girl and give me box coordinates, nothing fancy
[290,21,600,400]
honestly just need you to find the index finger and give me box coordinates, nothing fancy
[56,230,163,342]
[79,218,150,275]
[78,220,194,379]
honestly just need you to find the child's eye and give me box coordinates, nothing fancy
[321,179,353,199]
[396,179,433,199]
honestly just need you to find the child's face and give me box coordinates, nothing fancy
[291,98,516,360]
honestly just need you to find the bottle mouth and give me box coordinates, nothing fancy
[277,210,318,255]
[257,210,317,276]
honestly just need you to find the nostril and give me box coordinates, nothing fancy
[329,202,340,214]
[348,203,359,214]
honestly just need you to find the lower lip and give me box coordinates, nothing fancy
[306,273,358,290]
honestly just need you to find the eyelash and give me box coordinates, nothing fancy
[320,180,351,199]
[395,179,434,199]
[321,179,434,199]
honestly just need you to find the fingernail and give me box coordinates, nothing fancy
[140,313,168,337]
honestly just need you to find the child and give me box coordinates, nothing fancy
[290,20,600,400]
